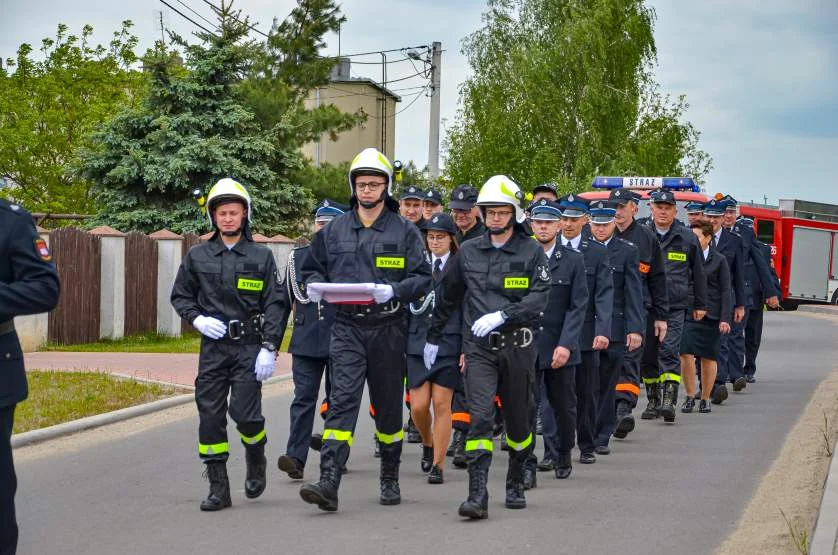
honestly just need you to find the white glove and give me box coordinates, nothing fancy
[254,348,276,381]
[372,284,395,304]
[423,343,439,370]
[471,311,506,338]
[193,315,227,339]
[307,283,324,303]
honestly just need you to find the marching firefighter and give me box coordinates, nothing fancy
[171,178,287,511]
[277,200,345,481]
[588,201,644,454]
[425,175,550,519]
[524,199,587,484]
[557,194,613,465]
[611,188,668,437]
[640,189,707,423]
[1,199,60,553]
[298,148,430,511]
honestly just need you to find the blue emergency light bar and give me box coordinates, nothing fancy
[591,176,699,192]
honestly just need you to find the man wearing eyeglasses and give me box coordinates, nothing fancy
[299,148,431,512]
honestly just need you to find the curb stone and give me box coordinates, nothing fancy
[810,434,838,555]
[11,373,291,449]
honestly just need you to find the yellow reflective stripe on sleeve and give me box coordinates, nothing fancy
[240,429,266,445]
[375,429,405,444]
[198,442,229,455]
[660,373,681,384]
[322,429,354,446]
[642,377,660,385]
[465,438,494,452]
[505,433,533,452]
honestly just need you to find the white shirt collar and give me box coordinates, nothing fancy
[562,234,582,250]
[432,252,450,270]
[714,227,723,244]
[703,246,710,260]
[545,243,556,259]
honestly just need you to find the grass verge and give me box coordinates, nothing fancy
[14,371,188,434]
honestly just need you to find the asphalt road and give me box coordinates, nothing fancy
[14,312,838,554]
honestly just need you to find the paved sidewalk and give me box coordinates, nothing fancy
[24,351,293,388]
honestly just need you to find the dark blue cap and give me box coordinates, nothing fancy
[449,184,478,210]
[314,198,347,220]
[649,189,676,205]
[532,182,559,197]
[420,212,458,235]
[558,194,589,217]
[529,199,563,220]
[400,185,425,201]
[609,188,641,204]
[685,201,705,213]
[588,200,617,224]
[423,189,443,205]
[703,199,726,216]
[723,194,738,210]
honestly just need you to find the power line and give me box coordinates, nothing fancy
[159,0,217,35]
[364,85,429,119]
[200,0,269,38]
[173,0,217,29]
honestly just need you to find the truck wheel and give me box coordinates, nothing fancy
[831,291,838,306]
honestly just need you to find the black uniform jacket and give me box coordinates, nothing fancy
[0,200,60,407]
[428,228,551,345]
[302,208,431,304]
[456,220,486,245]
[700,249,732,324]
[647,223,708,312]
[287,245,334,359]
[736,223,780,305]
[407,259,462,358]
[570,236,614,352]
[605,237,645,342]
[616,219,668,321]
[714,228,746,308]
[171,234,287,346]
[536,244,587,368]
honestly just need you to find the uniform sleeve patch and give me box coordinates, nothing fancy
[35,238,52,261]
[537,264,550,282]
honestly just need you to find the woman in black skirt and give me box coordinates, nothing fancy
[405,214,462,483]
[681,221,732,413]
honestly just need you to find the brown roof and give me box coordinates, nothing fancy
[88,225,125,237]
[148,229,183,240]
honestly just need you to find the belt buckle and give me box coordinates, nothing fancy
[488,331,503,351]
[381,300,401,314]
[227,319,242,340]
[519,328,533,348]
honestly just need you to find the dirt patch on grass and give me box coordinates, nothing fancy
[717,367,838,554]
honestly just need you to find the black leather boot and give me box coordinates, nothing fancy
[200,462,232,511]
[555,452,572,480]
[300,460,341,512]
[379,455,402,505]
[613,400,635,439]
[458,465,489,519]
[641,383,660,420]
[505,452,527,509]
[660,381,679,423]
[244,445,267,498]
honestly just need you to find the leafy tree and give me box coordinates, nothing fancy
[292,161,351,205]
[0,22,142,214]
[444,0,712,193]
[76,3,313,236]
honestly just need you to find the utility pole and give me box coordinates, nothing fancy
[427,42,442,179]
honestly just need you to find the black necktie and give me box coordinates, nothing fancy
[433,258,442,280]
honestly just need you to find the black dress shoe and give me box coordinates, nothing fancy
[555,465,572,479]
[613,414,635,439]
[699,400,711,413]
[579,452,596,464]
[732,376,747,392]
[594,445,610,455]
[745,374,756,384]
[277,455,304,480]
[427,465,444,484]
[681,397,695,413]
[537,458,557,471]
[711,384,728,405]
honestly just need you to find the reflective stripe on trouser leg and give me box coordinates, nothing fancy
[659,373,681,384]
[198,441,229,456]
[239,429,266,445]
[376,429,404,444]
[505,433,533,451]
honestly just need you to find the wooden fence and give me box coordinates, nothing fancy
[181,233,203,334]
[48,227,101,344]
[124,232,158,336]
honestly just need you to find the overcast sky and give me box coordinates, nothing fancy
[2,0,836,205]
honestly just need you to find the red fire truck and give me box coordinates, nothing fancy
[739,199,838,307]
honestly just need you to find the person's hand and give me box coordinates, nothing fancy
[654,320,667,343]
[471,311,506,337]
[192,315,226,339]
[766,296,780,309]
[459,353,465,374]
[307,283,324,303]
[693,309,707,321]
[254,348,276,381]
[423,343,439,370]
[734,306,745,323]
[592,335,609,350]
[719,322,731,334]
[626,333,643,352]
[551,346,570,368]
[372,284,395,304]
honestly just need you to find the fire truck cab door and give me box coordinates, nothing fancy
[788,227,831,302]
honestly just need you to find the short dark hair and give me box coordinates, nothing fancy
[690,221,713,238]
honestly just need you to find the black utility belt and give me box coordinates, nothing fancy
[472,327,534,351]
[224,314,264,341]
[337,301,401,318]
[0,320,14,336]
